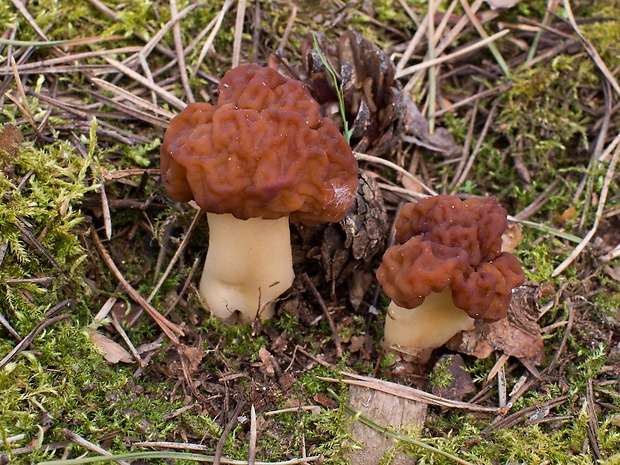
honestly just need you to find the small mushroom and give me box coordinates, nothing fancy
[376,195,525,362]
[161,64,358,323]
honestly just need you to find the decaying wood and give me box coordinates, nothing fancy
[347,384,426,465]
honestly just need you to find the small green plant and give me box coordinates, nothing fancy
[429,357,454,389]
[312,34,354,145]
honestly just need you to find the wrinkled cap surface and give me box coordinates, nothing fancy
[160,64,358,225]
[377,195,525,320]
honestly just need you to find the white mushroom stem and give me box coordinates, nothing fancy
[200,212,295,323]
[383,289,475,356]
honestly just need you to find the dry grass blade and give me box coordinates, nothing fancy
[452,101,498,189]
[435,82,511,117]
[0,300,72,370]
[553,134,620,276]
[101,168,161,180]
[324,372,503,413]
[427,0,438,132]
[491,396,569,430]
[586,378,603,460]
[396,29,510,78]
[15,219,62,271]
[276,5,298,54]
[512,180,560,221]
[170,0,195,103]
[99,179,112,240]
[62,428,131,465]
[87,90,171,128]
[3,64,114,75]
[133,441,209,451]
[248,405,257,465]
[0,442,72,461]
[8,56,41,139]
[87,0,118,19]
[395,15,428,73]
[193,0,235,76]
[459,0,510,76]
[91,227,184,343]
[213,401,245,465]
[139,2,206,59]
[0,311,22,341]
[148,210,203,303]
[89,77,176,120]
[355,152,437,195]
[525,0,560,63]
[103,56,187,110]
[436,0,483,56]
[0,47,142,74]
[562,0,620,97]
[109,313,146,367]
[164,256,201,317]
[0,35,124,48]
[232,0,247,68]
[11,0,48,40]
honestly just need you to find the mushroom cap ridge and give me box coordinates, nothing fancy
[160,64,358,225]
[376,195,525,320]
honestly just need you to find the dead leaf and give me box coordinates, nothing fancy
[402,93,460,158]
[313,393,337,409]
[558,206,577,224]
[89,329,133,364]
[348,335,366,353]
[258,346,275,375]
[164,344,206,379]
[446,284,545,365]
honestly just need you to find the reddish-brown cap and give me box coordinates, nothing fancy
[160,64,358,225]
[377,195,525,320]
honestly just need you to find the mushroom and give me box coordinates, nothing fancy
[376,195,525,362]
[161,64,358,323]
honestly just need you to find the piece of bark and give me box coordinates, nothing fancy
[347,384,426,465]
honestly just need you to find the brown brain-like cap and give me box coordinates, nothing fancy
[160,64,358,225]
[377,195,525,320]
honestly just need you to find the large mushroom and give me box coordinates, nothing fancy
[376,195,525,362]
[161,64,358,323]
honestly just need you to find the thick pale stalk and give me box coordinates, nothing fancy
[383,290,475,357]
[200,213,294,323]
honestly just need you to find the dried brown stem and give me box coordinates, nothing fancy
[90,226,184,343]
[302,273,344,359]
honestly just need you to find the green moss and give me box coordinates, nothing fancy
[0,126,140,463]
[420,408,593,464]
[493,57,589,180]
[428,357,454,389]
[581,6,620,71]
[514,227,566,283]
